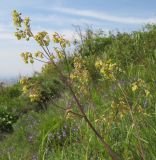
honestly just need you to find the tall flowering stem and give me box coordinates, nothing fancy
[12,10,122,160]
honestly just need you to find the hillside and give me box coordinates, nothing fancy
[0,18,156,159]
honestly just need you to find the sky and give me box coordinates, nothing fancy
[0,0,156,79]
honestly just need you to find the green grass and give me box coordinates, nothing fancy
[0,92,155,159]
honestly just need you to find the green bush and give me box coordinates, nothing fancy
[0,110,17,132]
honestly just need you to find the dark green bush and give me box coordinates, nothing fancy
[0,110,17,132]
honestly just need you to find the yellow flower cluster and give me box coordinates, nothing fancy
[19,77,30,94]
[34,51,44,59]
[131,83,138,92]
[23,17,30,29]
[34,31,50,46]
[20,51,46,64]
[12,10,32,41]
[65,109,75,119]
[52,32,70,48]
[28,90,41,102]
[54,47,65,59]
[70,56,91,95]
[19,77,41,102]
[95,58,118,80]
[20,52,34,64]
[12,10,22,27]
[19,77,28,85]
[131,79,150,97]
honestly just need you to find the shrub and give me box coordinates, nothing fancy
[0,109,17,132]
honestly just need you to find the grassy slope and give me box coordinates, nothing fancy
[0,26,156,160]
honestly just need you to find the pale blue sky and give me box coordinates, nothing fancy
[0,0,156,79]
